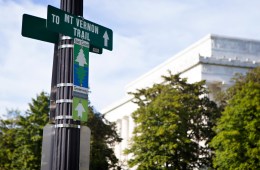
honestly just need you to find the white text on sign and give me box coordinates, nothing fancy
[50,13,100,41]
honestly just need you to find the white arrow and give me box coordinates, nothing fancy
[75,102,86,118]
[103,31,109,47]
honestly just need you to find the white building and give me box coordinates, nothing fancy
[101,34,260,169]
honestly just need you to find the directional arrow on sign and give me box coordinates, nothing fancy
[75,102,85,118]
[72,97,88,122]
[103,31,109,47]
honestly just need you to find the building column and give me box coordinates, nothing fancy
[128,116,135,139]
[115,119,122,160]
[121,116,129,161]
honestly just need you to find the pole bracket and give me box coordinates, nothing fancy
[56,99,73,103]
[55,124,80,128]
[58,44,73,49]
[61,36,72,40]
[55,115,73,120]
[57,83,74,87]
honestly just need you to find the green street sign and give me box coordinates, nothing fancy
[22,14,103,54]
[72,97,88,122]
[47,5,113,51]
[22,14,58,43]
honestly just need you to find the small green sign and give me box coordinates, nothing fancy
[72,97,88,122]
[47,5,113,51]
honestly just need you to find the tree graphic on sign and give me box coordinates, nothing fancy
[76,48,87,67]
[75,47,88,86]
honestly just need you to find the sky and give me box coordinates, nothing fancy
[1,0,260,118]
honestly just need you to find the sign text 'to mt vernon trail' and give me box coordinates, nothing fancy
[47,5,113,51]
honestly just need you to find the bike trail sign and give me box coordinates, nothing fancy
[73,38,89,98]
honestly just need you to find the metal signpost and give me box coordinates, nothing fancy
[21,0,113,169]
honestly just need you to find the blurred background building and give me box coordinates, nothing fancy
[101,34,260,168]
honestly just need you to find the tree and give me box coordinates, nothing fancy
[125,72,220,169]
[0,92,49,170]
[0,92,122,170]
[85,106,122,170]
[0,110,20,170]
[210,67,260,170]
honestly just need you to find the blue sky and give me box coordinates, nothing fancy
[1,0,260,118]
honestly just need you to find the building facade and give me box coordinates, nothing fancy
[101,34,260,169]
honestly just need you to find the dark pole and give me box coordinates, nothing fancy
[51,0,84,169]
[49,44,58,123]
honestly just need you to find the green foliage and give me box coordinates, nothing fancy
[0,92,122,170]
[84,106,122,170]
[211,67,260,170]
[125,72,220,169]
[0,110,19,170]
[0,92,49,170]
